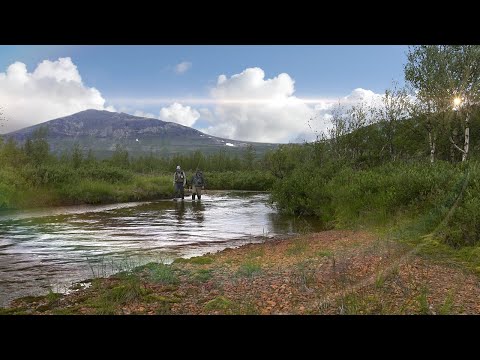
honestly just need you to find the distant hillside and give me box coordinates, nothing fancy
[5,109,278,158]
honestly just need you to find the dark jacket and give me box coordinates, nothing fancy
[191,172,205,187]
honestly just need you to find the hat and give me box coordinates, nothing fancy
[176,165,181,170]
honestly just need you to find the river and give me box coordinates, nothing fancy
[0,191,323,306]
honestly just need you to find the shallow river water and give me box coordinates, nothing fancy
[0,191,323,306]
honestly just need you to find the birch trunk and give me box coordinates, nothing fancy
[429,131,436,163]
[462,112,470,162]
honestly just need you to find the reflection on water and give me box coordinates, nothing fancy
[0,191,323,306]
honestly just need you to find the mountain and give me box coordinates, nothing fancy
[5,109,278,158]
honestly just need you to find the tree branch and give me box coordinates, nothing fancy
[450,136,466,154]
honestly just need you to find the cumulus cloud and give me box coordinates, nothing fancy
[174,67,387,143]
[0,57,113,133]
[305,87,386,141]
[159,102,200,127]
[174,61,192,74]
[199,67,316,143]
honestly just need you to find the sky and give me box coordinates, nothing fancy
[0,45,409,142]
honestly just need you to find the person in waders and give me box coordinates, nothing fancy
[190,169,205,200]
[173,165,186,200]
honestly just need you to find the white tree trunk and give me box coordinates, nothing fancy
[462,113,470,162]
[429,131,436,163]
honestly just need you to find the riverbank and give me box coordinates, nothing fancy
[3,229,480,315]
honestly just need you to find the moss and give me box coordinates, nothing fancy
[193,269,213,282]
[204,296,233,311]
[0,307,29,315]
[142,294,181,304]
[36,304,53,312]
[15,295,45,304]
[315,250,334,258]
[51,307,80,315]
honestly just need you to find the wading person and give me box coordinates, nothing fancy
[173,165,186,200]
[190,169,205,200]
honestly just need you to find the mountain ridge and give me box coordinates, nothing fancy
[4,109,277,157]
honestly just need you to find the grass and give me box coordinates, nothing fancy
[193,269,213,282]
[247,247,265,259]
[438,291,455,315]
[236,260,262,278]
[416,287,430,315]
[295,260,316,290]
[46,289,62,303]
[337,292,386,315]
[83,275,150,314]
[338,293,362,315]
[0,307,29,315]
[286,239,308,256]
[374,273,386,289]
[137,263,179,285]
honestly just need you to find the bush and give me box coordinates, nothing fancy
[327,161,460,226]
[204,171,275,191]
[443,165,480,247]
[271,160,463,228]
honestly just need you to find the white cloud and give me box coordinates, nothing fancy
[159,102,200,127]
[343,88,383,108]
[174,61,192,74]
[0,57,113,133]
[177,68,387,143]
[290,88,386,142]
[199,67,315,143]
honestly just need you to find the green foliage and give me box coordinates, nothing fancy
[23,127,51,165]
[242,144,256,170]
[110,144,130,169]
[204,170,274,191]
[327,161,459,226]
[442,164,480,247]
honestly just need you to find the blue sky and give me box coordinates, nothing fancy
[0,45,409,142]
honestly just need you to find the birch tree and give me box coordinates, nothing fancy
[405,46,453,163]
[447,46,480,161]
[374,82,410,161]
[346,102,372,161]
[326,102,349,160]
[405,45,480,163]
